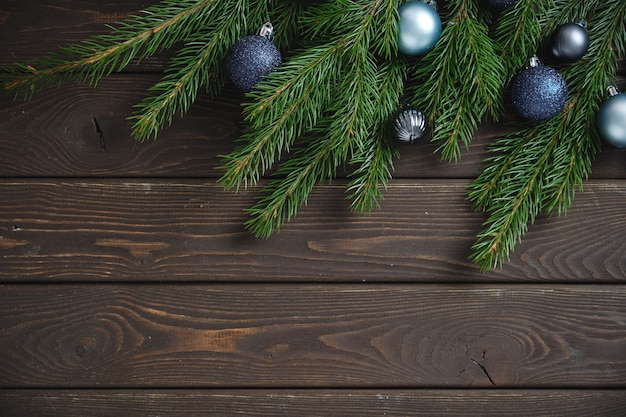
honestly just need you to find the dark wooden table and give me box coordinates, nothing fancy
[1,1,625,416]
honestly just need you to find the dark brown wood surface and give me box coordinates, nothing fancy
[1,1,625,416]
[2,284,626,387]
[1,180,625,281]
[2,390,626,417]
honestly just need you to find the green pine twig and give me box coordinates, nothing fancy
[219,42,345,190]
[348,61,405,214]
[220,0,402,237]
[128,0,262,141]
[469,118,565,270]
[244,50,384,237]
[2,0,222,97]
[410,0,505,161]
[493,0,549,82]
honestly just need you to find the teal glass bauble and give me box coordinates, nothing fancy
[398,1,442,56]
[598,88,626,148]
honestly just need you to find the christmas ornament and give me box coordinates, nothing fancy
[549,20,589,63]
[487,0,520,12]
[597,86,626,147]
[511,56,568,122]
[398,1,442,56]
[392,107,427,144]
[225,23,281,92]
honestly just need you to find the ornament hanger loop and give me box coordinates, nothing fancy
[259,22,274,40]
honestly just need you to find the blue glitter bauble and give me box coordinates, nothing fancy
[597,92,626,148]
[226,35,281,92]
[487,0,519,12]
[398,1,442,56]
[511,64,568,122]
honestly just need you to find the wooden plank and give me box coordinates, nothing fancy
[0,0,165,69]
[1,179,625,282]
[1,284,625,387]
[2,389,626,417]
[1,74,626,178]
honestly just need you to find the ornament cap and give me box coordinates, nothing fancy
[607,85,620,98]
[425,0,438,11]
[528,55,542,68]
[259,22,274,40]
[576,19,588,29]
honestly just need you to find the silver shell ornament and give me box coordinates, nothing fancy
[393,107,427,144]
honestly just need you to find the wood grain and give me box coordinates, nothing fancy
[0,0,165,69]
[1,284,625,387]
[0,75,245,177]
[2,389,626,417]
[1,179,625,282]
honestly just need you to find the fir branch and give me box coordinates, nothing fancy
[470,0,605,211]
[245,49,383,237]
[244,132,341,238]
[219,0,398,190]
[347,61,405,213]
[225,0,400,237]
[218,43,345,190]
[469,0,626,270]
[129,29,225,141]
[267,1,309,50]
[2,0,223,96]
[128,0,275,141]
[410,0,504,161]
[469,118,564,270]
[493,0,550,82]
[347,124,397,213]
[541,0,626,214]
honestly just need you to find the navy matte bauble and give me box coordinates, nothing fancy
[597,88,626,148]
[511,58,568,122]
[487,0,519,12]
[398,1,442,56]
[550,21,589,62]
[225,32,281,92]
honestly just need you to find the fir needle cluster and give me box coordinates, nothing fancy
[2,0,625,270]
[409,0,505,161]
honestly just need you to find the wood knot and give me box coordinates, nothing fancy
[74,345,88,358]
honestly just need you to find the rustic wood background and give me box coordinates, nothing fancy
[1,1,625,415]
